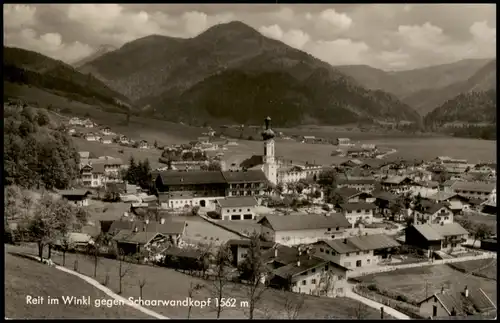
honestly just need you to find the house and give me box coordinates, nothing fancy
[258,213,351,246]
[139,140,149,149]
[226,139,238,146]
[222,170,267,197]
[58,189,92,207]
[109,220,186,247]
[84,133,99,141]
[337,203,377,227]
[302,135,316,143]
[265,245,349,297]
[333,188,366,203]
[277,164,323,184]
[101,127,115,136]
[216,196,259,221]
[80,164,105,187]
[451,182,496,201]
[78,151,91,159]
[427,192,473,214]
[162,247,209,271]
[442,180,458,194]
[69,117,83,126]
[336,138,350,146]
[405,223,469,257]
[346,147,372,158]
[112,230,169,255]
[227,239,275,266]
[413,202,454,225]
[83,119,95,128]
[418,286,496,319]
[381,176,416,194]
[336,178,376,193]
[410,181,440,198]
[197,136,210,144]
[155,171,228,208]
[119,135,130,144]
[68,128,76,135]
[53,232,94,251]
[100,135,113,145]
[373,191,399,213]
[313,234,400,271]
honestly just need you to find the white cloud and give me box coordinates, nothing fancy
[182,11,235,37]
[397,22,446,50]
[307,38,369,66]
[318,9,353,31]
[305,12,312,21]
[274,7,294,22]
[4,28,94,63]
[4,4,37,30]
[259,25,310,49]
[470,21,496,43]
[403,5,412,12]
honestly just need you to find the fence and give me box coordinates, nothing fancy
[349,253,496,277]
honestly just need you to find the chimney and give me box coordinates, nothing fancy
[343,238,347,244]
[134,227,138,233]
[441,286,445,294]
[441,222,444,226]
[160,218,165,224]
[274,248,278,258]
[297,259,301,267]
[464,286,469,298]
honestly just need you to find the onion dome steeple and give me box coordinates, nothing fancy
[261,116,275,140]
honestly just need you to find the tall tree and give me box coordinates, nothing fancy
[209,244,233,318]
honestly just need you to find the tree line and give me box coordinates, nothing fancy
[4,104,80,190]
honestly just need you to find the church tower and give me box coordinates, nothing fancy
[261,116,278,185]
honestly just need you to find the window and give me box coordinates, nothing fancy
[346,253,350,256]
[243,214,253,220]
[331,235,335,239]
[356,252,360,255]
[233,209,236,212]
[247,208,250,212]
[336,288,343,294]
[328,228,331,232]
[311,279,316,284]
[443,243,448,248]
[325,265,329,270]
[326,250,330,255]
[239,209,242,212]
[356,260,362,267]
[320,248,324,253]
[302,280,306,286]
[367,259,370,264]
[336,227,340,231]
[365,251,369,254]
[312,268,316,273]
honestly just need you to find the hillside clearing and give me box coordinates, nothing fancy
[7,244,386,319]
[5,252,150,319]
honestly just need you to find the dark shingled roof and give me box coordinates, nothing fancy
[258,213,351,231]
[158,170,226,185]
[422,202,451,215]
[421,288,496,317]
[337,178,376,185]
[109,220,186,236]
[58,189,92,197]
[226,239,275,248]
[319,234,400,254]
[222,170,268,183]
[334,187,361,199]
[339,202,377,211]
[217,196,258,208]
[112,230,163,244]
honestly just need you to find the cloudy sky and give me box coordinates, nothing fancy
[4,4,496,70]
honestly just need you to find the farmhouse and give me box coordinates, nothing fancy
[258,213,351,246]
[69,117,83,126]
[410,181,439,198]
[413,202,454,225]
[54,232,94,251]
[83,119,95,128]
[336,178,376,193]
[418,286,496,319]
[405,223,469,256]
[100,135,113,145]
[101,127,115,136]
[336,203,377,227]
[451,182,496,201]
[112,230,169,255]
[80,164,106,187]
[381,176,416,194]
[139,140,149,149]
[277,164,323,184]
[155,171,227,208]
[216,196,258,221]
[222,170,267,197]
[336,138,350,146]
[264,245,349,297]
[84,133,99,141]
[58,189,92,207]
[313,234,400,270]
[227,239,275,266]
[426,192,473,214]
[109,220,186,247]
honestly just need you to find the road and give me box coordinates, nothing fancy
[376,149,397,159]
[345,286,411,320]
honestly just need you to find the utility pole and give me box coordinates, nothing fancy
[425,280,428,298]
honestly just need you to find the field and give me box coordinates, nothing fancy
[447,259,497,280]
[456,214,497,235]
[357,263,497,306]
[5,252,150,319]
[6,244,385,319]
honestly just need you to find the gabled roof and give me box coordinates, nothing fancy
[339,202,377,211]
[423,202,451,215]
[109,220,186,236]
[158,170,226,185]
[334,187,361,199]
[222,170,268,183]
[226,239,275,248]
[337,178,376,185]
[112,230,164,244]
[58,189,92,197]
[272,257,339,278]
[319,234,400,254]
[452,182,495,193]
[382,176,412,184]
[420,288,496,317]
[373,191,399,202]
[411,223,469,241]
[258,213,351,231]
[217,196,258,208]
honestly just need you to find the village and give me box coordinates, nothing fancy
[6,113,497,320]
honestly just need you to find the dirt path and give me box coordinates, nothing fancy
[23,254,169,320]
[345,287,410,320]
